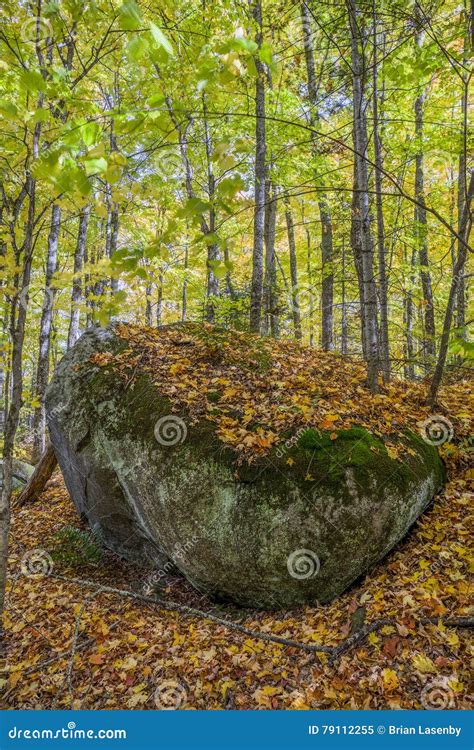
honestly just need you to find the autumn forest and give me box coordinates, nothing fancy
[0,0,472,719]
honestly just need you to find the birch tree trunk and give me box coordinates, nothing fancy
[263,178,279,337]
[182,243,188,323]
[456,61,469,336]
[249,0,266,333]
[105,183,119,294]
[156,271,164,327]
[348,0,379,391]
[301,1,334,350]
[404,244,416,380]
[203,95,219,323]
[1,153,39,629]
[341,239,348,355]
[429,170,473,405]
[31,203,60,462]
[285,196,302,340]
[351,141,367,360]
[67,205,90,350]
[372,14,390,381]
[157,67,218,322]
[305,221,315,347]
[414,29,436,364]
[145,262,153,327]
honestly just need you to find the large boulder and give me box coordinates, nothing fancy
[0,459,34,491]
[45,324,445,609]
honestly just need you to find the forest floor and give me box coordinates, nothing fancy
[2,460,472,710]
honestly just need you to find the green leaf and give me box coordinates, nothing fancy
[227,37,258,54]
[147,93,165,107]
[0,99,18,118]
[208,260,228,279]
[82,156,107,176]
[118,0,142,30]
[31,108,50,123]
[81,121,99,147]
[20,70,46,93]
[127,34,149,62]
[259,42,273,66]
[150,23,173,56]
[178,197,211,218]
[202,233,220,246]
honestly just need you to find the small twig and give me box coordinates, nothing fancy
[121,353,147,391]
[8,618,121,680]
[52,589,101,709]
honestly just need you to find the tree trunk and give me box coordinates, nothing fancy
[428,170,473,405]
[16,444,57,507]
[285,196,302,340]
[456,68,469,336]
[301,1,334,350]
[182,243,188,322]
[32,203,60,462]
[105,184,119,294]
[145,263,153,327]
[372,13,390,381]
[341,238,348,355]
[263,178,279,337]
[305,220,315,347]
[351,171,367,360]
[348,0,379,391]
[1,154,39,629]
[107,123,120,295]
[156,272,164,327]
[414,29,435,364]
[67,205,90,350]
[404,244,416,380]
[249,0,266,333]
[202,95,220,323]
[157,67,219,322]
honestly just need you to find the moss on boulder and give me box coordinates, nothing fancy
[45,324,445,609]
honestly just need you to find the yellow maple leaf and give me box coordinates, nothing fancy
[260,686,281,696]
[412,653,436,674]
[382,668,399,691]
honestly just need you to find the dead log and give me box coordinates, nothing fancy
[15,444,57,507]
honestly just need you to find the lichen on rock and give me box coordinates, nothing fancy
[45,323,445,609]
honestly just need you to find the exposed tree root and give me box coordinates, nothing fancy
[49,574,473,662]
